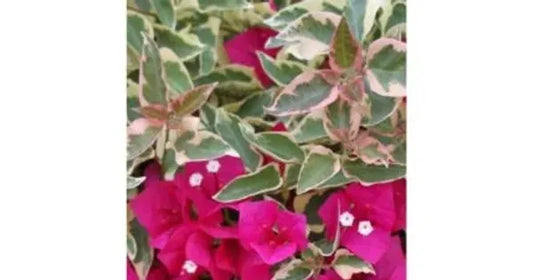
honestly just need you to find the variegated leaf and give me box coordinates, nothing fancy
[200,103,217,131]
[213,164,282,202]
[333,249,375,279]
[214,109,262,171]
[190,16,221,76]
[291,110,329,143]
[154,24,205,61]
[248,132,305,163]
[314,198,341,256]
[127,147,155,175]
[362,79,399,127]
[267,11,342,60]
[366,38,406,97]
[267,70,340,117]
[161,147,179,180]
[342,158,406,185]
[324,99,352,142]
[152,0,177,29]
[319,169,357,189]
[257,51,307,86]
[236,89,275,119]
[379,0,406,37]
[171,83,218,117]
[132,0,151,11]
[265,0,346,31]
[198,0,252,12]
[127,118,163,161]
[272,259,314,280]
[284,163,302,188]
[344,0,383,42]
[195,65,263,97]
[354,131,393,165]
[127,175,146,189]
[392,139,406,165]
[297,146,340,194]
[128,219,154,280]
[159,48,193,97]
[171,129,233,164]
[139,34,167,107]
[127,11,154,55]
[329,17,362,71]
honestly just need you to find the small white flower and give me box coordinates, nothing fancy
[206,160,221,173]
[339,211,355,227]
[189,172,203,187]
[182,260,197,274]
[358,220,374,236]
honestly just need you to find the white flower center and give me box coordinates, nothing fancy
[189,172,203,187]
[182,260,197,274]
[339,211,355,227]
[358,220,374,236]
[206,160,221,173]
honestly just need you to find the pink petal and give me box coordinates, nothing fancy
[318,192,351,240]
[318,269,342,280]
[392,179,406,231]
[216,156,246,186]
[185,232,213,268]
[368,236,406,280]
[346,183,396,231]
[276,210,308,250]
[238,201,278,243]
[224,27,280,87]
[127,260,138,280]
[250,241,297,264]
[214,240,239,273]
[341,226,392,264]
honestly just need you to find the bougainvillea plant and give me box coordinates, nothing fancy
[126,0,406,280]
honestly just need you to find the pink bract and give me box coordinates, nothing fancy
[238,200,307,264]
[319,182,397,264]
[224,27,280,87]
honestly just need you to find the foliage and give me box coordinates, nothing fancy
[126,0,406,279]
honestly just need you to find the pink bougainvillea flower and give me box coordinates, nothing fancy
[224,27,280,87]
[318,269,342,280]
[130,165,184,248]
[391,179,406,232]
[319,182,396,264]
[368,236,406,280]
[238,200,308,264]
[128,259,171,280]
[214,239,271,280]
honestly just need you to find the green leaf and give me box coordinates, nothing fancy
[127,175,146,189]
[171,83,218,117]
[161,147,179,180]
[127,119,163,160]
[213,164,282,202]
[200,103,217,131]
[154,24,205,61]
[265,0,346,31]
[272,259,314,280]
[127,11,154,55]
[198,0,252,12]
[160,48,193,97]
[330,17,360,70]
[366,38,406,97]
[297,146,340,194]
[380,1,406,36]
[319,169,357,189]
[236,90,274,119]
[324,98,353,142]
[344,0,382,42]
[139,34,167,106]
[152,0,176,29]
[195,65,263,97]
[257,52,307,86]
[189,16,221,76]
[284,163,302,188]
[362,80,399,127]
[392,139,406,165]
[128,219,154,280]
[333,249,375,279]
[267,70,340,117]
[172,130,233,164]
[342,158,406,185]
[291,110,329,143]
[267,11,341,60]
[249,132,305,163]
[215,109,262,171]
[313,197,341,256]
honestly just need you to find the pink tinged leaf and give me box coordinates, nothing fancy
[171,82,218,117]
[128,118,153,135]
[266,70,341,116]
[365,38,406,97]
[329,17,363,72]
[341,226,392,264]
[224,27,280,87]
